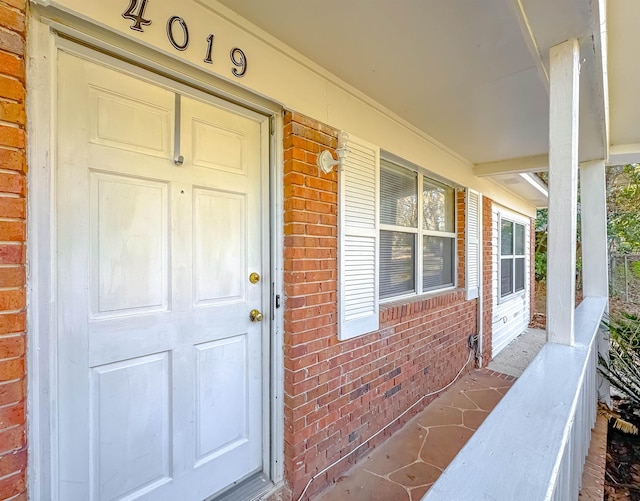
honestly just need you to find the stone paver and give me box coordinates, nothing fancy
[363,424,425,476]
[415,404,463,428]
[463,388,504,411]
[461,409,489,429]
[323,469,408,500]
[389,462,441,488]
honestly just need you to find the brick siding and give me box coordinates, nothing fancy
[482,196,494,364]
[283,111,477,499]
[0,1,27,500]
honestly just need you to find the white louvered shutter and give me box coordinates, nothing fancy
[466,189,482,300]
[338,135,380,340]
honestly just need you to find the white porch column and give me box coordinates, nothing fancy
[580,160,609,299]
[547,38,580,346]
[580,160,611,404]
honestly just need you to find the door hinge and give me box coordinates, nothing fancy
[269,116,275,136]
[275,294,281,309]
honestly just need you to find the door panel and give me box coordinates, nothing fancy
[57,51,267,501]
[191,119,248,174]
[91,173,169,316]
[89,86,172,158]
[193,189,246,304]
[195,335,249,463]
[91,353,172,501]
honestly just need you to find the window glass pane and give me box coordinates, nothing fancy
[423,236,454,290]
[515,223,525,255]
[515,257,526,292]
[380,161,417,227]
[501,220,513,255]
[500,258,513,297]
[380,230,415,298]
[423,177,455,232]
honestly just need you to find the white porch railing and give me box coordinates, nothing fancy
[423,296,607,501]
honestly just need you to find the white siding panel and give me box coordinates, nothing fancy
[491,206,531,357]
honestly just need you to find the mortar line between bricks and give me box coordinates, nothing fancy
[0,1,26,14]
[0,468,24,484]
[0,308,24,315]
[0,168,23,175]
[0,91,24,105]
[0,397,23,410]
[0,119,21,128]
[0,331,23,338]
[0,420,22,434]
[5,493,26,501]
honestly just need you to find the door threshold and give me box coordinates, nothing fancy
[205,472,273,501]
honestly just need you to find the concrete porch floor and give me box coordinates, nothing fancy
[311,328,606,500]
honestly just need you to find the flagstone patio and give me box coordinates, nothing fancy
[313,368,515,501]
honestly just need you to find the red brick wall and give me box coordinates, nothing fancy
[0,1,27,500]
[283,112,477,499]
[481,196,494,364]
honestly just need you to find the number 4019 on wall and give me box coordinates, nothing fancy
[122,0,248,78]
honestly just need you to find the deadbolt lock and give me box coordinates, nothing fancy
[249,272,261,284]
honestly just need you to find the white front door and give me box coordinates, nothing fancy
[56,51,268,501]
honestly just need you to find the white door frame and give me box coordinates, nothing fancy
[26,12,285,500]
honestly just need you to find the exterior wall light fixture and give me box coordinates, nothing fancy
[317,131,349,173]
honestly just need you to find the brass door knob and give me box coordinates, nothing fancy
[249,309,264,322]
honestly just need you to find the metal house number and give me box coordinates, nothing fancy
[122,0,151,32]
[122,0,248,77]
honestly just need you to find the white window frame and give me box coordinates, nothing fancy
[498,216,527,300]
[379,158,457,302]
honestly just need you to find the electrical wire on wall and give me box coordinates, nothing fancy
[295,348,475,501]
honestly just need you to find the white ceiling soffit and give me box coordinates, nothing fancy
[492,173,549,209]
[608,0,640,166]
[213,0,605,201]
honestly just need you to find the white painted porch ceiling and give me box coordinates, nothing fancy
[215,0,607,181]
[608,0,640,161]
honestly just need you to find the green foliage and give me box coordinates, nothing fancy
[534,208,548,283]
[608,164,640,254]
[533,163,640,286]
[534,252,546,282]
[599,312,640,408]
[535,207,547,232]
